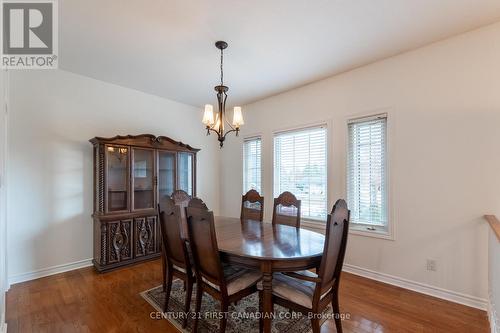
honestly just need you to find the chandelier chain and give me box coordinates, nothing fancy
[220,48,224,86]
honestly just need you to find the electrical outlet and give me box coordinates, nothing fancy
[426,259,437,272]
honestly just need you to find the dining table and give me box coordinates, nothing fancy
[214,216,326,333]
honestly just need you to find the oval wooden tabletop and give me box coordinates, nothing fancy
[214,216,325,261]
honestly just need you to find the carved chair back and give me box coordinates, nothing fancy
[171,190,191,239]
[316,199,350,296]
[158,197,191,271]
[186,207,227,293]
[272,191,301,227]
[241,189,264,221]
[187,197,209,211]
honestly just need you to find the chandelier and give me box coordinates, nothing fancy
[202,41,244,148]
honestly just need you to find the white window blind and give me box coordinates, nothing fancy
[243,137,262,194]
[274,126,327,220]
[347,115,387,229]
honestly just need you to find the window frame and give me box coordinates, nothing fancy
[272,123,328,222]
[346,112,394,240]
[242,136,263,195]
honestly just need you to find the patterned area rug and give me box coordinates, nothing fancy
[140,280,331,333]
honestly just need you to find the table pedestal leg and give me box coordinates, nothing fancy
[261,263,273,333]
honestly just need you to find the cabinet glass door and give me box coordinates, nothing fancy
[158,151,175,201]
[106,146,128,212]
[133,148,154,210]
[178,152,193,196]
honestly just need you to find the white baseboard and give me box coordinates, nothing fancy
[0,323,6,333]
[343,263,488,310]
[8,258,93,286]
[488,290,499,333]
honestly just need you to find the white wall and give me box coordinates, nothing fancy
[0,69,8,332]
[220,22,500,304]
[7,69,220,282]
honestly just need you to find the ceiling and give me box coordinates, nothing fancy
[60,0,500,107]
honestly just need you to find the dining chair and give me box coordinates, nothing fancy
[240,189,264,221]
[186,206,261,333]
[171,190,191,239]
[263,199,350,333]
[188,197,209,210]
[272,191,301,227]
[158,197,195,328]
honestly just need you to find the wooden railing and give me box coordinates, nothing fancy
[484,215,500,242]
[485,215,500,332]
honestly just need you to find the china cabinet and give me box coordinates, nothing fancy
[90,134,199,272]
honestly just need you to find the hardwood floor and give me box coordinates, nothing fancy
[6,260,489,333]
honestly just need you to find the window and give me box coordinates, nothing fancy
[274,125,327,220]
[347,114,388,234]
[243,137,262,193]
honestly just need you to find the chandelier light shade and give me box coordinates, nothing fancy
[202,104,214,126]
[202,41,244,148]
[232,106,244,127]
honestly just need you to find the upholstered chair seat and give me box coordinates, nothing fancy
[269,272,332,308]
[203,265,261,296]
[172,264,195,276]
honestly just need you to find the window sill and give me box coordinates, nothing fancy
[300,220,394,240]
[301,219,326,233]
[349,225,394,240]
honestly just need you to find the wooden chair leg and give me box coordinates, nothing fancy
[193,285,203,333]
[164,267,173,312]
[258,291,263,333]
[162,253,167,292]
[182,279,193,328]
[311,318,321,333]
[332,292,343,333]
[219,301,229,333]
